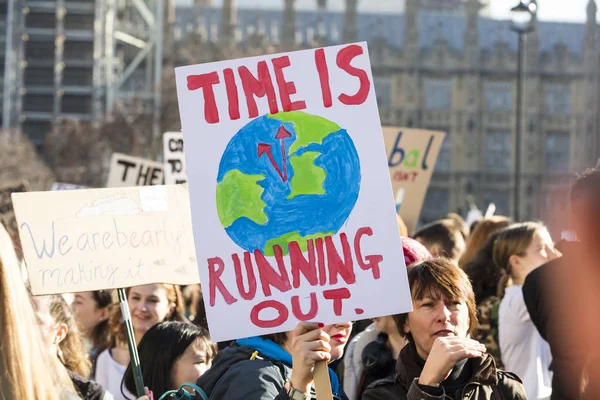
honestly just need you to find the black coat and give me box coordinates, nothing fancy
[362,342,527,400]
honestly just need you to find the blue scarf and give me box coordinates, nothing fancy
[236,336,341,396]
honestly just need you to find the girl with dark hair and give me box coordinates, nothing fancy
[363,259,526,400]
[123,321,216,398]
[95,284,186,400]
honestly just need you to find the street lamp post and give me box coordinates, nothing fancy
[510,0,536,222]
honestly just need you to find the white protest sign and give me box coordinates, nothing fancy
[484,203,496,218]
[106,153,164,188]
[52,182,89,191]
[175,42,412,341]
[163,132,188,184]
[12,185,199,295]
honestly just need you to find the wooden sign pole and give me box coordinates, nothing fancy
[313,360,334,400]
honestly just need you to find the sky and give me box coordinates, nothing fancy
[179,0,593,23]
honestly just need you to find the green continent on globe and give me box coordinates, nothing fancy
[287,151,326,199]
[216,170,268,228]
[268,111,340,154]
[264,231,334,257]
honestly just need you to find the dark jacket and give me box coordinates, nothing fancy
[195,337,348,400]
[362,342,527,400]
[69,371,112,400]
[522,242,590,400]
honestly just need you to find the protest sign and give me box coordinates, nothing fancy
[163,132,188,184]
[52,182,89,191]
[175,42,412,341]
[382,127,445,233]
[12,185,199,295]
[106,153,164,188]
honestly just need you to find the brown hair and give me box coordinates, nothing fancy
[394,259,478,341]
[464,230,507,304]
[493,222,544,277]
[459,216,512,267]
[36,295,92,377]
[412,219,466,260]
[107,284,186,349]
[0,235,77,398]
[445,213,469,240]
[571,167,600,245]
[89,290,114,352]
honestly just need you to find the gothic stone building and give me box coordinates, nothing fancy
[174,0,600,234]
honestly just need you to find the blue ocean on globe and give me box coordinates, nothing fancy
[215,111,361,255]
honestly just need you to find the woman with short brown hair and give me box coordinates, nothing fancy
[363,259,526,400]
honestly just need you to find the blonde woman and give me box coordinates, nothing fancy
[0,225,79,399]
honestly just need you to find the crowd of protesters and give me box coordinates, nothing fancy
[1,166,599,400]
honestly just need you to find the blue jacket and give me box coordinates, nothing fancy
[196,336,348,400]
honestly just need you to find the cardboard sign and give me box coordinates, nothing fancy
[382,127,446,233]
[106,153,164,188]
[175,42,412,341]
[12,185,199,295]
[52,182,89,191]
[163,132,188,184]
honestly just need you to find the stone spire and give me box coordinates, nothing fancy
[220,0,236,44]
[586,0,597,41]
[464,0,480,66]
[282,0,297,46]
[343,0,358,43]
[404,0,419,63]
[315,0,327,43]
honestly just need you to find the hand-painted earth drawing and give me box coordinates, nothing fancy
[216,111,361,255]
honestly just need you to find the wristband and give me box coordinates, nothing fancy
[287,386,310,400]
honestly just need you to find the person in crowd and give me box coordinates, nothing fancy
[412,219,466,261]
[523,166,600,398]
[197,321,353,399]
[463,230,510,368]
[95,284,186,400]
[71,290,113,363]
[362,258,526,400]
[182,284,202,319]
[123,321,216,398]
[189,285,209,332]
[445,213,469,241]
[494,222,561,399]
[0,232,80,399]
[343,237,431,400]
[33,294,116,400]
[459,216,512,267]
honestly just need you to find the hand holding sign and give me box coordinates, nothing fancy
[290,322,332,394]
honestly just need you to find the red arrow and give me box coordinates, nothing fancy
[275,126,292,182]
[258,143,285,181]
